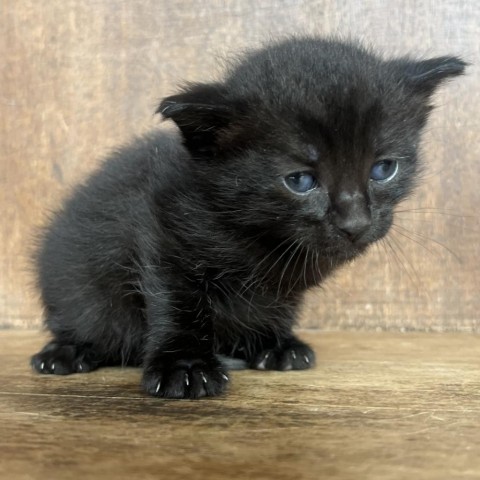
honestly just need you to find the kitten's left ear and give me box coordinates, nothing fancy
[404,56,468,95]
[157,83,235,154]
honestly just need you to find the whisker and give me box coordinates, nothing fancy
[303,245,310,289]
[379,238,399,276]
[391,226,442,260]
[395,207,474,219]
[286,239,304,296]
[240,235,295,293]
[394,216,478,233]
[384,236,421,291]
[392,224,461,262]
[276,241,303,300]
[381,237,402,275]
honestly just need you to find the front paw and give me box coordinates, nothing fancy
[252,339,315,371]
[142,355,229,399]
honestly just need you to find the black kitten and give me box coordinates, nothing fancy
[31,37,465,398]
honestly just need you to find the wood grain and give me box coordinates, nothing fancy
[1,330,479,479]
[1,0,479,329]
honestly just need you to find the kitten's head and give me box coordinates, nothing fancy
[158,38,466,261]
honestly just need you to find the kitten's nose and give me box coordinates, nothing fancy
[333,191,372,240]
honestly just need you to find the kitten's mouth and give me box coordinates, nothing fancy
[320,240,370,259]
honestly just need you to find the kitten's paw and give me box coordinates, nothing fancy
[31,341,99,375]
[142,355,229,399]
[252,339,315,371]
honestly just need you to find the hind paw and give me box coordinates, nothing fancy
[31,341,98,375]
[252,338,315,371]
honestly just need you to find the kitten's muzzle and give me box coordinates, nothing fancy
[335,213,372,241]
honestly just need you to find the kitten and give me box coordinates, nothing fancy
[31,37,466,398]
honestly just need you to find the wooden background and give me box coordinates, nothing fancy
[1,0,479,331]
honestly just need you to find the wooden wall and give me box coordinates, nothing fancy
[1,0,479,330]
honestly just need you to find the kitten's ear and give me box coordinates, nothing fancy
[157,83,234,154]
[404,56,468,95]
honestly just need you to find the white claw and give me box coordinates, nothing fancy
[185,373,190,386]
[155,382,161,394]
[201,372,208,384]
[256,351,271,370]
[221,373,229,382]
[283,361,293,371]
[40,362,45,371]
[304,355,310,364]
[78,363,83,372]
[51,363,55,372]
[291,350,297,360]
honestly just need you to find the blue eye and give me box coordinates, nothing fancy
[370,160,398,183]
[284,172,317,194]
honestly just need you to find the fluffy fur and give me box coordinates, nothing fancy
[31,37,466,398]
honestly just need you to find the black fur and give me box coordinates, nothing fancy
[31,37,466,398]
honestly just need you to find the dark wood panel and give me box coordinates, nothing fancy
[1,330,479,479]
[1,0,479,329]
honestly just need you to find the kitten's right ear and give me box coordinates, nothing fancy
[157,83,234,154]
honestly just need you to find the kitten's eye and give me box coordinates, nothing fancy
[370,160,398,183]
[284,172,318,194]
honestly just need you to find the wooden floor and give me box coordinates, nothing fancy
[0,331,479,480]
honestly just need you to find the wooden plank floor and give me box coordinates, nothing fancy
[0,331,479,480]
